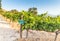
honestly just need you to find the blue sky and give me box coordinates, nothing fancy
[2,0,60,16]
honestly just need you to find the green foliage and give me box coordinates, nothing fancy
[1,10,60,32]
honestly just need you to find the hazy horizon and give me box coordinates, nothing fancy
[2,0,60,16]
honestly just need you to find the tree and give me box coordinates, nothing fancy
[28,7,37,15]
[0,0,2,9]
[10,9,18,14]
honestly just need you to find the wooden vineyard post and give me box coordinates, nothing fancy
[19,15,24,38]
[54,32,58,41]
[20,23,22,38]
[54,31,60,41]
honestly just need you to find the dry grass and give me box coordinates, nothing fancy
[17,36,60,41]
[16,31,60,41]
[0,15,20,30]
